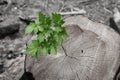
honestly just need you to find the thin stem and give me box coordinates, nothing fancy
[24,54,27,72]
[24,44,27,72]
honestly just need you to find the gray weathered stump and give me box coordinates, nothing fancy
[26,16,120,80]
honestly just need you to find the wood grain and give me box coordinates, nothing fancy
[26,15,120,80]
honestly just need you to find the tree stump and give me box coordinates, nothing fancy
[26,15,120,80]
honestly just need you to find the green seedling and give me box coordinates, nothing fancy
[25,12,68,58]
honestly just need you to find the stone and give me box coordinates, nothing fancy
[0,23,20,39]
[0,15,20,39]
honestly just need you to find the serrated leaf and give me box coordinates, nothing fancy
[61,34,68,40]
[42,47,48,55]
[38,33,45,42]
[50,46,57,54]
[61,27,68,37]
[55,27,62,33]
[27,44,35,49]
[59,20,64,25]
[46,17,51,26]
[53,33,59,42]
[39,12,46,23]
[45,30,51,37]
[32,40,39,47]
[55,20,65,27]
[25,12,68,58]
[52,13,61,22]
[54,41,60,49]
[25,23,36,34]
[53,33,63,43]
[36,48,41,58]
[37,25,44,31]
[26,47,37,56]
[34,27,38,34]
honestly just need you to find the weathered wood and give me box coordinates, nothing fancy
[26,15,120,80]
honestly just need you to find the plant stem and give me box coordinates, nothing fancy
[24,44,27,72]
[24,54,27,72]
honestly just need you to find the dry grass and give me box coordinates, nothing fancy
[0,0,118,25]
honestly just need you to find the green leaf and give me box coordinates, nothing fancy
[55,27,62,33]
[36,47,41,58]
[53,33,59,42]
[26,42,40,57]
[26,47,37,56]
[61,34,68,40]
[25,12,68,58]
[34,27,38,34]
[37,25,44,32]
[46,17,51,26]
[39,12,46,23]
[55,20,65,26]
[42,47,48,55]
[25,23,36,34]
[38,33,45,42]
[50,46,57,54]
[61,27,68,38]
[54,41,60,49]
[60,20,64,24]
[45,30,51,37]
[27,44,35,49]
[32,40,39,47]
[53,33,63,43]
[52,13,61,23]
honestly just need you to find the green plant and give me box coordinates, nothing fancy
[25,12,68,58]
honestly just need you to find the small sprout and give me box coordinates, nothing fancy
[25,12,68,58]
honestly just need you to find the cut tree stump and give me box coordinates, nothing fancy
[26,15,120,80]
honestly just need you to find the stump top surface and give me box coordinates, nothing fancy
[26,15,120,80]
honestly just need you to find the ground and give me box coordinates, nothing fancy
[0,0,120,80]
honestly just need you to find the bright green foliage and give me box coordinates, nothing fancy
[25,23,36,34]
[25,12,68,58]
